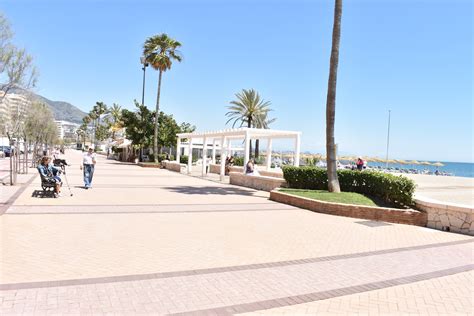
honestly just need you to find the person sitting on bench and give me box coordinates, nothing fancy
[37,156,62,198]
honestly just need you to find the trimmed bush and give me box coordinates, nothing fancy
[282,166,416,208]
[233,157,244,166]
[180,155,188,164]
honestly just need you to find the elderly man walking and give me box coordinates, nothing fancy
[80,147,97,189]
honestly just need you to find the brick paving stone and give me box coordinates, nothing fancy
[1,150,473,315]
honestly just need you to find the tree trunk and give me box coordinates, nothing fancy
[255,139,259,159]
[325,0,342,193]
[154,70,163,163]
[247,118,253,158]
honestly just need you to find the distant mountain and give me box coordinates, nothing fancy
[8,86,87,124]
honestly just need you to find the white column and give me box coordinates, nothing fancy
[187,139,193,174]
[220,136,227,181]
[266,138,273,171]
[244,132,250,174]
[294,134,301,167]
[176,137,181,163]
[201,137,208,176]
[228,140,232,157]
[212,139,216,164]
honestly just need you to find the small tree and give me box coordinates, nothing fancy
[24,101,57,164]
[121,100,155,159]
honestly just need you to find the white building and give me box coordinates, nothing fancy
[0,92,31,134]
[55,120,80,140]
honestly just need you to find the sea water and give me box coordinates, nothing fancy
[367,161,474,178]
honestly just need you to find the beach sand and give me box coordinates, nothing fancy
[400,173,473,206]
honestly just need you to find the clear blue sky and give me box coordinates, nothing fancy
[1,0,472,162]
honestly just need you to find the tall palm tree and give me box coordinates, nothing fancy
[91,102,108,148]
[143,33,182,162]
[325,0,343,193]
[226,89,272,158]
[109,103,122,140]
[252,113,276,159]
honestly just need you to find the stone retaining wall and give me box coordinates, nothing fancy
[208,164,284,178]
[270,189,427,226]
[162,161,183,173]
[415,198,473,235]
[137,162,161,168]
[229,172,286,192]
[209,164,221,174]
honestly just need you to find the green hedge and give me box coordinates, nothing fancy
[233,157,244,166]
[180,155,188,164]
[282,166,416,208]
[149,154,175,162]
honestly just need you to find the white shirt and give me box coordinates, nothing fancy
[83,152,96,165]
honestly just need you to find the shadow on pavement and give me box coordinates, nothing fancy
[31,190,55,198]
[164,185,255,196]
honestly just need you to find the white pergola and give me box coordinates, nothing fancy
[176,128,301,180]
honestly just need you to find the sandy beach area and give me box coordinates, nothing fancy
[400,173,473,206]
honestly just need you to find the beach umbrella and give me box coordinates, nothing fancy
[394,159,409,165]
[409,160,421,170]
[433,162,444,167]
[421,161,432,166]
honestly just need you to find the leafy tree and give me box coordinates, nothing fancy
[325,0,343,192]
[179,122,196,134]
[0,13,37,98]
[143,33,182,162]
[24,101,57,164]
[121,100,155,157]
[86,101,110,147]
[226,89,272,158]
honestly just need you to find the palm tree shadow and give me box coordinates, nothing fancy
[164,185,256,196]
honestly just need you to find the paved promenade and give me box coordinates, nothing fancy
[1,150,473,315]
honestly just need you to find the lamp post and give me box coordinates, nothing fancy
[139,56,149,162]
[385,109,391,169]
[140,56,149,106]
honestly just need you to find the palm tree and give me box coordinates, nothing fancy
[143,33,182,162]
[252,113,276,159]
[109,103,122,140]
[90,102,108,148]
[226,89,272,157]
[325,0,343,193]
[82,115,94,146]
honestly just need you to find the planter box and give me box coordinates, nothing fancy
[229,172,286,192]
[137,162,162,168]
[162,161,184,173]
[270,189,427,226]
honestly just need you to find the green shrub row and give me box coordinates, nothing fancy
[149,154,174,162]
[282,166,416,208]
[180,155,188,164]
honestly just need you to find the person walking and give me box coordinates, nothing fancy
[80,147,97,189]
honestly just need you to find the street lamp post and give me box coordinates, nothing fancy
[139,57,149,162]
[140,56,149,106]
[385,109,391,169]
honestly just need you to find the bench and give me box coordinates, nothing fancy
[39,174,57,192]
